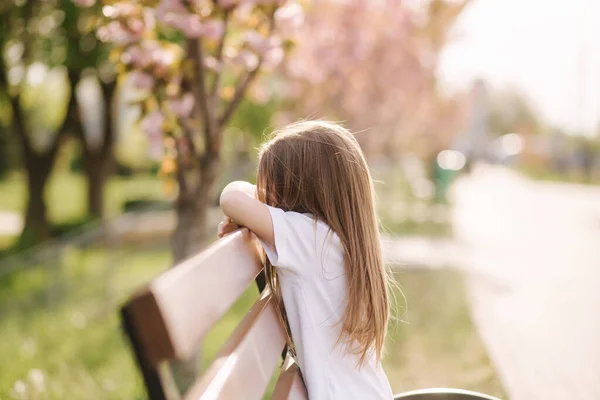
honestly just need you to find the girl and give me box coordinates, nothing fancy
[218,121,393,399]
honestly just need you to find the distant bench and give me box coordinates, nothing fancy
[121,228,502,400]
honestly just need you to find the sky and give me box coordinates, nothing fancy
[439,0,599,135]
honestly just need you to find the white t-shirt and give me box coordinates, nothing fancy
[260,206,394,400]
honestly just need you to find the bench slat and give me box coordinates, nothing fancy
[127,229,263,365]
[184,290,286,400]
[273,354,309,400]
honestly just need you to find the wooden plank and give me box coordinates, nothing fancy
[272,354,309,400]
[184,290,286,400]
[126,228,263,366]
[121,303,168,400]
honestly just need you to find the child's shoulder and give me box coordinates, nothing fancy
[272,207,333,237]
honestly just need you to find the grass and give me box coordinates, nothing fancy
[1,241,504,399]
[0,242,272,400]
[0,245,171,399]
[374,167,452,238]
[519,165,600,185]
[385,270,505,397]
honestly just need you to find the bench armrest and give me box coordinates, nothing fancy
[394,388,502,400]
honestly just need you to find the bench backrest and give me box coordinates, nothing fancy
[121,229,308,399]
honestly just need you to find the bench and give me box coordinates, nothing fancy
[121,228,502,400]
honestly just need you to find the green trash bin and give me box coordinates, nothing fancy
[433,163,455,204]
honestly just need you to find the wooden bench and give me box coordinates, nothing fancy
[121,228,502,400]
[121,229,307,399]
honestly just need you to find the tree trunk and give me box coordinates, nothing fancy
[10,93,67,247]
[172,152,220,263]
[83,150,112,219]
[20,158,52,245]
[69,73,116,220]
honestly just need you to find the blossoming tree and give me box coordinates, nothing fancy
[281,0,470,161]
[95,0,303,261]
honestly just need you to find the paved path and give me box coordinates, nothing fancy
[451,165,600,400]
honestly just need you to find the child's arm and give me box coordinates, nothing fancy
[219,181,275,246]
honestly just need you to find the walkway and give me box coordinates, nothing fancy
[452,165,600,400]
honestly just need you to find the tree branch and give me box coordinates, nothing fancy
[218,10,276,128]
[100,80,117,157]
[48,84,78,161]
[20,0,35,68]
[209,10,229,101]
[179,76,199,163]
[181,119,198,159]
[187,38,217,152]
[9,95,33,159]
[218,62,261,128]
[174,135,188,197]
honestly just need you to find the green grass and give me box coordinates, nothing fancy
[384,270,505,397]
[0,243,275,400]
[0,245,171,399]
[519,166,600,185]
[373,167,452,238]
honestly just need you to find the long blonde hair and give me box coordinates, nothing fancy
[256,120,389,365]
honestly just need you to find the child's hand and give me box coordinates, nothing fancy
[217,216,239,238]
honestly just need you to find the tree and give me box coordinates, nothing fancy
[487,88,542,136]
[66,0,117,219]
[0,1,73,245]
[99,0,303,261]
[0,1,118,246]
[280,0,471,160]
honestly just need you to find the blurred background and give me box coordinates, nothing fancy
[1,0,599,398]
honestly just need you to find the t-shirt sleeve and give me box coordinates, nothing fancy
[258,205,304,274]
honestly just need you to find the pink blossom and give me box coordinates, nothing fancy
[148,137,164,160]
[102,3,138,19]
[249,84,269,104]
[97,21,140,45]
[151,46,177,70]
[222,47,240,68]
[274,2,304,36]
[73,0,96,8]
[244,31,281,54]
[168,93,195,117]
[127,18,145,35]
[169,15,203,38]
[217,0,239,8]
[200,20,225,40]
[121,46,152,68]
[155,0,205,38]
[141,40,161,54]
[143,8,157,31]
[141,111,165,138]
[254,0,285,5]
[204,56,222,72]
[262,46,284,69]
[244,31,267,52]
[237,51,259,70]
[129,71,155,91]
[156,0,186,14]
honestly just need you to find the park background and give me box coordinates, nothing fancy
[1,0,599,399]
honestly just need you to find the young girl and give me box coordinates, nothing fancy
[218,121,393,399]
